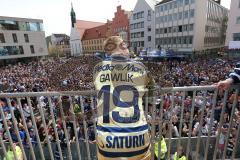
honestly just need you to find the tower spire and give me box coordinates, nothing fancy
[70,2,76,28]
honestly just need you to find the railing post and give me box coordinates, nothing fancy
[80,96,91,160]
[68,96,82,160]
[157,94,164,160]
[186,90,196,157]
[176,91,186,158]
[0,104,18,160]
[6,98,27,160]
[213,90,229,160]
[222,89,239,159]
[204,89,218,160]
[48,97,64,160]
[16,98,36,160]
[26,97,45,160]
[57,96,72,160]
[37,97,54,160]
[195,91,208,160]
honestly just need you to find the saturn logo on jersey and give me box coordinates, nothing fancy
[105,134,145,149]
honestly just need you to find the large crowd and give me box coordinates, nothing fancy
[0,55,240,159]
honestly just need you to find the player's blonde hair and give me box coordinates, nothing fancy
[103,36,123,54]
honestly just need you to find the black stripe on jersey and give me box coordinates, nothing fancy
[98,144,150,157]
[96,124,149,133]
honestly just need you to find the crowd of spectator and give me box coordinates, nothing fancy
[0,55,239,159]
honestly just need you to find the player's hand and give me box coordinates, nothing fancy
[217,78,233,90]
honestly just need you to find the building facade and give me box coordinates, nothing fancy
[81,5,131,55]
[130,0,157,53]
[82,21,112,54]
[69,4,104,56]
[155,0,228,54]
[46,34,71,57]
[0,16,48,60]
[111,6,132,44]
[225,0,240,48]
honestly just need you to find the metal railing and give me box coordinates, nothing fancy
[0,85,239,160]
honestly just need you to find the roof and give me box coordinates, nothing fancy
[124,11,133,18]
[82,22,112,40]
[0,16,43,22]
[75,20,105,39]
[52,34,69,38]
[145,0,158,10]
[156,0,173,5]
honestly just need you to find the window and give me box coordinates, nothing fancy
[176,37,181,44]
[178,0,183,6]
[160,16,164,23]
[173,13,178,21]
[179,12,183,20]
[18,46,24,54]
[185,0,189,5]
[0,20,19,30]
[233,33,240,41]
[190,9,195,18]
[0,33,5,43]
[12,33,18,43]
[189,24,194,31]
[141,11,144,18]
[173,37,176,44]
[165,15,168,22]
[184,11,189,19]
[236,17,240,24]
[30,45,35,54]
[29,22,39,31]
[164,28,168,33]
[164,4,168,10]
[148,10,151,16]
[174,1,178,8]
[148,26,151,32]
[24,34,29,42]
[191,0,195,3]
[183,25,187,31]
[183,37,187,44]
[178,25,182,32]
[169,2,172,9]
[168,14,172,21]
[160,28,164,34]
[141,32,144,37]
[133,14,137,20]
[147,10,151,21]
[0,46,24,56]
[168,27,172,33]
[160,6,164,12]
[173,26,177,32]
[148,36,151,42]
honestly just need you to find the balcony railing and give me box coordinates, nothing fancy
[0,85,239,160]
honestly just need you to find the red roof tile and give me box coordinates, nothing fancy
[75,20,105,39]
[82,22,112,40]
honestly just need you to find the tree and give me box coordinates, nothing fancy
[48,45,65,57]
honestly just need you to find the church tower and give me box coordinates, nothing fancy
[70,3,83,56]
[70,3,76,28]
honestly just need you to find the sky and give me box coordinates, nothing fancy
[0,0,231,36]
